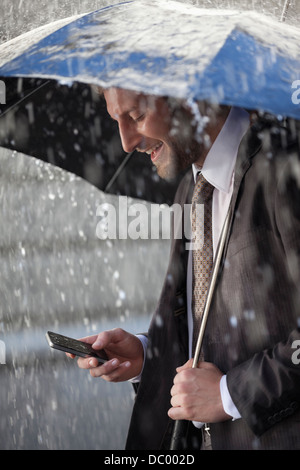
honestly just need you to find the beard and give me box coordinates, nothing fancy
[154,138,204,181]
[154,110,206,181]
[149,98,228,181]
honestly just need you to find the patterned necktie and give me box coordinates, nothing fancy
[191,172,214,356]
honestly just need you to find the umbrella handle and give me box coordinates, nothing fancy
[169,420,189,450]
[169,202,232,450]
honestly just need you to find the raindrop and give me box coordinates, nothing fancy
[119,290,126,300]
[244,309,256,321]
[51,400,58,411]
[26,404,34,419]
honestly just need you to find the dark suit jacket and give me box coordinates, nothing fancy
[125,117,300,450]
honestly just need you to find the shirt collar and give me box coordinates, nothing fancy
[192,107,250,193]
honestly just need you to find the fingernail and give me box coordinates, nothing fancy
[111,359,118,366]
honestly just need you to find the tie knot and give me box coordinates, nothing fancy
[192,172,214,203]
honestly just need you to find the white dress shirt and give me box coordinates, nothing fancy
[188,106,249,423]
[134,107,250,422]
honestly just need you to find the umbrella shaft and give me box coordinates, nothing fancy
[104,151,135,193]
[192,201,232,367]
[169,202,232,450]
[280,0,291,22]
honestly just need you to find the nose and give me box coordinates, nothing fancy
[118,121,143,154]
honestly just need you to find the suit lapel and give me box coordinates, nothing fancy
[221,124,263,262]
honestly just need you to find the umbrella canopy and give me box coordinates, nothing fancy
[0,77,180,204]
[0,0,299,119]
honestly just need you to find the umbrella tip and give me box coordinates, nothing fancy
[279,0,291,22]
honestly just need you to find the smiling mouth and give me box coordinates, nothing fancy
[144,142,163,162]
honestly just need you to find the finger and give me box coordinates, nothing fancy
[66,352,76,359]
[176,358,193,372]
[77,354,110,369]
[96,361,132,381]
[77,335,98,345]
[168,405,187,421]
[170,382,191,397]
[89,358,121,378]
[173,367,196,385]
[89,328,126,350]
[170,393,182,408]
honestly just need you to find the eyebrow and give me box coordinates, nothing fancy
[110,106,139,121]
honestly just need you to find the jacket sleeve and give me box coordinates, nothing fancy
[227,148,300,437]
[226,327,300,436]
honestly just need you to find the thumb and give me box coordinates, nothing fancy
[176,358,193,372]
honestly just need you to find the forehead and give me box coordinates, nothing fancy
[104,88,155,119]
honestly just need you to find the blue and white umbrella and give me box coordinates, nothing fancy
[0,0,300,119]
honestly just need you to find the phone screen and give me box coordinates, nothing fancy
[46,331,108,363]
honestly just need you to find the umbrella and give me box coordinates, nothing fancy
[0,0,299,451]
[0,0,299,120]
[0,76,179,204]
[2,1,300,47]
[1,0,299,205]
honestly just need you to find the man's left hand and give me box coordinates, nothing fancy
[168,359,231,423]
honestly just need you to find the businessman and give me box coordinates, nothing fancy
[73,87,300,450]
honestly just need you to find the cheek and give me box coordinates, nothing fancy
[139,117,170,140]
[145,104,173,138]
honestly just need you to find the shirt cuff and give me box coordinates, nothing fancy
[128,334,148,383]
[220,374,241,420]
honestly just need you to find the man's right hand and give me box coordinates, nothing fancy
[67,328,144,382]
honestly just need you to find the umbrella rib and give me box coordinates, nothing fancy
[104,150,135,193]
[0,79,52,118]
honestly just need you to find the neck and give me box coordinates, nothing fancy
[195,106,231,167]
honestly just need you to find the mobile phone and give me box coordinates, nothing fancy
[46,331,108,364]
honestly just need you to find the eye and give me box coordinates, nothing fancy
[130,113,145,123]
[135,114,145,123]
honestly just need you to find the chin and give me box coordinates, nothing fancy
[154,148,194,180]
[155,162,180,181]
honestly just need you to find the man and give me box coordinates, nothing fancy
[72,87,300,450]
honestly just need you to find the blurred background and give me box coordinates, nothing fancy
[0,0,299,451]
[1,0,300,45]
